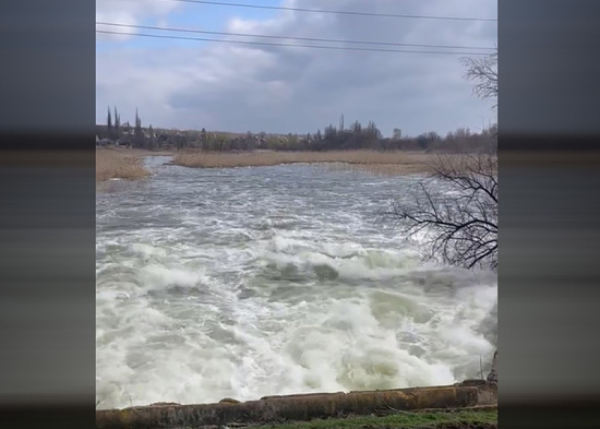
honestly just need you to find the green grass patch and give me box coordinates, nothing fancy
[249,408,497,429]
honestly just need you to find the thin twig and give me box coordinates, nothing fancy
[479,355,484,380]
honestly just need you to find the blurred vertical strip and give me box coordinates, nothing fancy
[0,0,96,428]
[499,0,600,427]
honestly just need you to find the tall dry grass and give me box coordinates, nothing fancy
[173,150,434,176]
[96,147,152,181]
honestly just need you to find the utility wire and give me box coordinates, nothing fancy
[152,0,497,22]
[96,29,490,55]
[97,22,495,51]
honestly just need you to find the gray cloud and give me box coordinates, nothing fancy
[96,0,181,41]
[96,0,497,136]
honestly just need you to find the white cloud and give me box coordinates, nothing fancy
[96,0,180,41]
[96,0,497,136]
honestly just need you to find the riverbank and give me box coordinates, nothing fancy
[96,381,497,429]
[173,150,434,176]
[253,407,498,429]
[96,147,174,181]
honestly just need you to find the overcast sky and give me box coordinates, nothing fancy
[96,0,497,137]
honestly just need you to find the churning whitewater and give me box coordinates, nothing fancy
[96,157,497,410]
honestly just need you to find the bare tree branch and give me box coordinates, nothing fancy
[460,50,498,109]
[384,147,498,271]
[382,49,498,270]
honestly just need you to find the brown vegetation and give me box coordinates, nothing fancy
[96,147,159,181]
[173,150,435,176]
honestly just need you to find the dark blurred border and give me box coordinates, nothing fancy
[0,0,96,428]
[1,134,99,152]
[499,0,600,427]
[2,0,600,428]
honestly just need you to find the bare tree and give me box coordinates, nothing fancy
[461,50,498,108]
[107,107,112,139]
[386,148,497,270]
[114,106,121,141]
[386,48,498,269]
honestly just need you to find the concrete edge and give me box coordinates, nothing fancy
[96,381,496,429]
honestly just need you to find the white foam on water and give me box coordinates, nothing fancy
[96,165,497,409]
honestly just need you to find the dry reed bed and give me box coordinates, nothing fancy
[173,150,435,175]
[96,148,152,181]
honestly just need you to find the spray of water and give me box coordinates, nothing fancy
[96,159,497,409]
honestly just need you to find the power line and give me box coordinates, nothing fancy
[96,29,490,56]
[97,22,496,51]
[153,0,497,22]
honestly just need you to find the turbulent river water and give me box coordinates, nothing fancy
[96,156,497,410]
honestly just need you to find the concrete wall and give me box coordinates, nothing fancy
[96,381,497,429]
